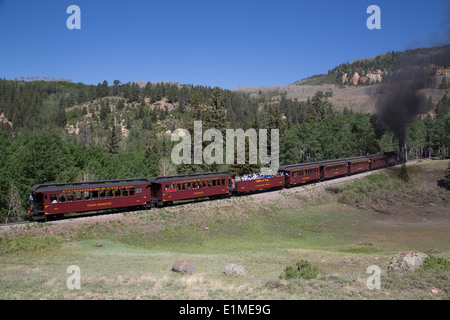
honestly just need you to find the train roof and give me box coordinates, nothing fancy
[318,159,351,166]
[367,154,386,159]
[278,162,320,171]
[279,155,377,171]
[343,156,369,162]
[148,172,230,184]
[30,178,149,193]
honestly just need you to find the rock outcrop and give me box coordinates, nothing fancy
[224,264,246,277]
[387,251,428,273]
[172,259,195,275]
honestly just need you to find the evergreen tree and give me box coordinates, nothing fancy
[54,107,67,127]
[100,99,111,121]
[399,164,410,182]
[445,161,450,189]
[440,77,448,90]
[106,121,121,154]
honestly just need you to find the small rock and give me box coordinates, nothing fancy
[96,241,103,247]
[431,288,439,294]
[425,248,438,254]
[224,264,246,277]
[172,259,195,275]
[387,251,428,273]
[357,241,373,246]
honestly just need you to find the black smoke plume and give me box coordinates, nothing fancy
[375,67,431,149]
[375,45,450,149]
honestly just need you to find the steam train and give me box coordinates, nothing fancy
[28,152,405,221]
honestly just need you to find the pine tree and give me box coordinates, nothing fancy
[440,77,448,90]
[100,99,111,121]
[54,107,67,127]
[106,121,121,154]
[399,164,410,182]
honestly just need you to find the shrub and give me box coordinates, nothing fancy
[422,255,450,271]
[398,164,410,182]
[280,259,320,280]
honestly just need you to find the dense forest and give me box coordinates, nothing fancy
[1,49,450,220]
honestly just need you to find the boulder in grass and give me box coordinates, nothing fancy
[387,251,428,273]
[224,264,246,277]
[172,259,195,275]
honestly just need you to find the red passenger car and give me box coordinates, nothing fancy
[346,157,370,174]
[148,172,230,207]
[368,154,387,170]
[234,176,285,193]
[319,160,348,180]
[278,163,320,186]
[28,179,151,220]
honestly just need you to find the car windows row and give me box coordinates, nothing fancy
[165,179,226,191]
[326,164,347,172]
[50,187,139,203]
[292,168,318,177]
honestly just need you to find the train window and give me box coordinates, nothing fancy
[206,180,211,187]
[100,190,106,199]
[115,189,121,197]
[107,190,114,198]
[136,187,142,193]
[59,193,66,203]
[165,185,170,190]
[202,181,206,188]
[67,193,75,202]
[177,183,181,191]
[187,182,192,189]
[50,194,58,203]
[182,183,186,190]
[129,188,135,196]
[222,179,225,185]
[76,192,82,201]
[193,182,197,188]
[92,191,99,199]
[84,191,91,200]
[216,179,221,186]
[122,189,128,197]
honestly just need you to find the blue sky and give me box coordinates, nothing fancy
[0,0,448,89]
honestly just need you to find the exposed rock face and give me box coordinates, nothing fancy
[387,251,428,273]
[224,264,246,277]
[172,259,195,275]
[342,73,349,84]
[436,66,450,76]
[351,72,360,85]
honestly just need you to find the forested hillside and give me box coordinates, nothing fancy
[1,45,450,221]
[295,44,450,86]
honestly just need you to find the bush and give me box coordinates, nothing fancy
[280,259,320,280]
[445,161,450,189]
[398,164,410,182]
[422,255,450,271]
